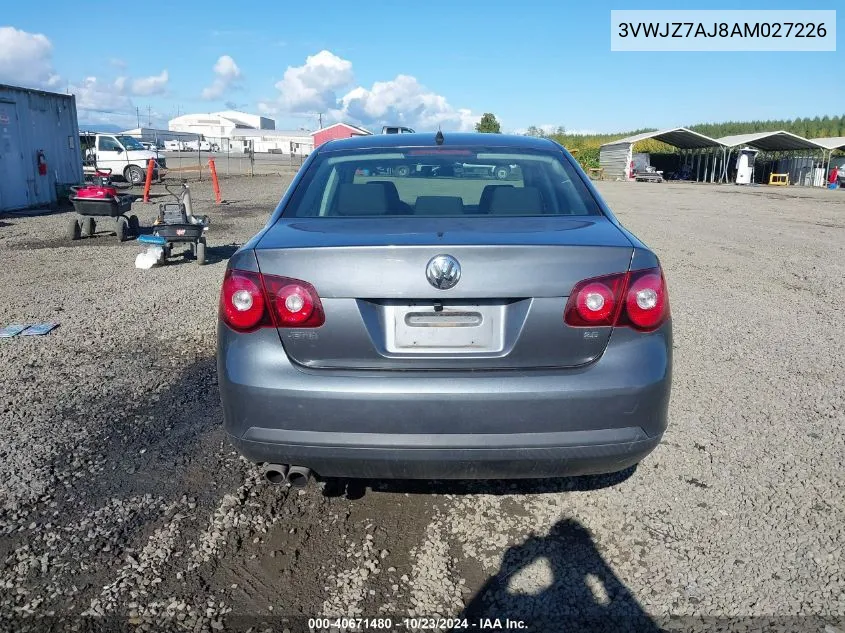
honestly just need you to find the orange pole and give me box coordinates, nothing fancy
[142,159,155,203]
[208,158,222,204]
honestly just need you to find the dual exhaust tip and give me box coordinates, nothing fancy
[262,464,311,489]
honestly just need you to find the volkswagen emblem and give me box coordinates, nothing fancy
[426,254,461,290]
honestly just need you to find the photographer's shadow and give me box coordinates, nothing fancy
[459,518,662,633]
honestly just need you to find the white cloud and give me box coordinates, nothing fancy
[0,28,170,128]
[263,50,478,131]
[201,55,241,100]
[0,26,60,89]
[336,74,479,132]
[273,50,353,112]
[71,76,133,114]
[257,101,279,116]
[131,69,168,96]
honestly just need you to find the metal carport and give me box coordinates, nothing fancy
[810,137,845,183]
[715,131,828,186]
[599,127,725,182]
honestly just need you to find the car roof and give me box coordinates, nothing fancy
[318,132,560,153]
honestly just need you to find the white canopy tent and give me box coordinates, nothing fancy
[810,136,845,150]
[715,131,828,185]
[810,138,845,181]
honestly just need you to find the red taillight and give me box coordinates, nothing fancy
[219,269,325,331]
[621,269,669,331]
[220,269,267,332]
[564,273,628,326]
[564,267,669,332]
[262,276,325,327]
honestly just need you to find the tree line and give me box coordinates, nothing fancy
[474,113,845,169]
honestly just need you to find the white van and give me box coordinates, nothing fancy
[184,139,217,152]
[164,140,187,152]
[79,133,165,184]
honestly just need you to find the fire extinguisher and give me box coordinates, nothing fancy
[37,150,47,176]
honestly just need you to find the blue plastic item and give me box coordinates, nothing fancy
[138,234,167,245]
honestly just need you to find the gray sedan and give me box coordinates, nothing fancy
[216,132,672,487]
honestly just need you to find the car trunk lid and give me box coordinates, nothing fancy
[255,216,633,370]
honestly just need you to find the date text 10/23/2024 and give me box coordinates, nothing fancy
[308,617,528,631]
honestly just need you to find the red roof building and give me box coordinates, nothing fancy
[311,123,372,148]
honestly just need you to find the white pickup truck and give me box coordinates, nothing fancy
[80,133,165,184]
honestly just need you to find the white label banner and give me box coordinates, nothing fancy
[611,10,836,51]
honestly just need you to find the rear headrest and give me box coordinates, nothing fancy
[335,183,388,216]
[488,186,544,215]
[414,196,464,215]
[368,180,401,205]
[478,184,513,213]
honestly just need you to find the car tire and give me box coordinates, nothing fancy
[125,165,144,186]
[81,217,96,237]
[196,238,206,266]
[394,165,410,178]
[115,216,129,242]
[128,215,140,236]
[68,217,81,241]
[494,166,510,180]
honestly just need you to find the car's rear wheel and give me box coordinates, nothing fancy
[394,165,410,178]
[125,165,144,185]
[494,166,510,180]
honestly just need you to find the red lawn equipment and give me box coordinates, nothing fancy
[68,168,139,242]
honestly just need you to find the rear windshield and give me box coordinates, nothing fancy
[282,146,602,218]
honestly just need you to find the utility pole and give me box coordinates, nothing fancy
[136,107,141,128]
[147,105,151,127]
[318,112,323,129]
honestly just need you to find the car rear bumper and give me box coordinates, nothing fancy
[217,322,672,480]
[227,431,662,479]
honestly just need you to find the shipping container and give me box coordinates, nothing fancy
[0,83,84,212]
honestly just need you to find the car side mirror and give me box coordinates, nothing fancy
[115,147,123,153]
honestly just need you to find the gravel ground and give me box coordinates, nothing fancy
[0,177,842,633]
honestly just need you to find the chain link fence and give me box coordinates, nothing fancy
[152,136,308,183]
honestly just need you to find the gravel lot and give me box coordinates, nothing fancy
[0,176,842,633]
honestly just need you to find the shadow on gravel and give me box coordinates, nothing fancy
[322,466,638,500]
[49,355,230,505]
[0,205,71,219]
[144,243,240,266]
[205,243,240,264]
[458,518,660,633]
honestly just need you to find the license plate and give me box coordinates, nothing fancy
[385,303,503,353]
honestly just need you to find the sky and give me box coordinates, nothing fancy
[0,0,841,134]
